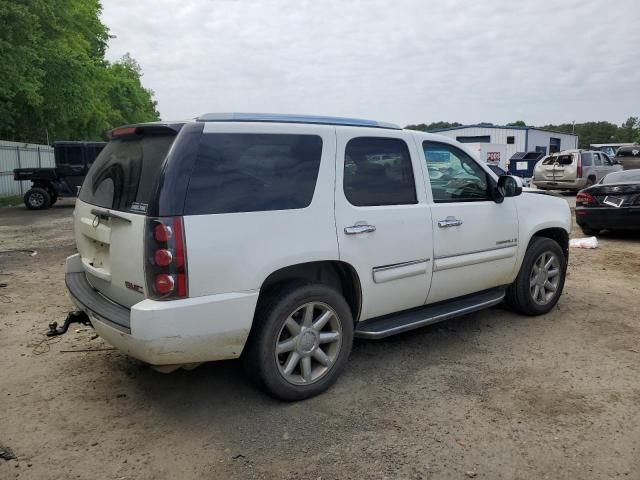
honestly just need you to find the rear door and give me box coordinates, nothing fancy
[420,140,519,304]
[536,155,557,182]
[552,152,578,182]
[75,130,177,307]
[334,128,433,320]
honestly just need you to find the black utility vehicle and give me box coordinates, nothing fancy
[13,141,106,209]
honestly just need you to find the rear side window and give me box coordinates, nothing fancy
[79,134,175,213]
[581,153,592,166]
[343,137,417,206]
[184,134,322,215]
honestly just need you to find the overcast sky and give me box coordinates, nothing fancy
[102,0,639,127]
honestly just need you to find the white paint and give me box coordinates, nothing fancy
[67,121,572,368]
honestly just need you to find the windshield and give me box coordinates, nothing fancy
[78,134,175,214]
[602,170,640,184]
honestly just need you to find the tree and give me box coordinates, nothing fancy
[619,117,639,143]
[506,121,526,127]
[0,0,159,144]
[405,121,462,132]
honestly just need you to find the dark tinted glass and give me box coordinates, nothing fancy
[60,147,84,166]
[615,147,640,157]
[581,152,592,166]
[184,134,322,215]
[343,137,417,206]
[79,134,175,213]
[423,141,490,202]
[507,136,515,144]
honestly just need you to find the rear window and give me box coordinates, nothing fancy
[183,133,323,215]
[615,147,640,158]
[79,134,175,213]
[603,170,640,184]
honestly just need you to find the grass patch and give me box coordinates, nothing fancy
[0,195,23,208]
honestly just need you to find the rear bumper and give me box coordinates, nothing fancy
[533,178,587,190]
[576,206,640,230]
[65,254,259,365]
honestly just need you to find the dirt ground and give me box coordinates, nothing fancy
[1,198,639,480]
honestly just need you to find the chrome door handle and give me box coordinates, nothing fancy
[344,224,376,235]
[438,216,463,228]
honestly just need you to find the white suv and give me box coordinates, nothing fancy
[66,113,571,400]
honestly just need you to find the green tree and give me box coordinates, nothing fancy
[405,121,462,132]
[0,0,159,144]
[618,116,639,143]
[506,121,526,127]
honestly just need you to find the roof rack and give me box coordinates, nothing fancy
[196,112,401,130]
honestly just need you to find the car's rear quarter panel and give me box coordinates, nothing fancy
[184,122,340,297]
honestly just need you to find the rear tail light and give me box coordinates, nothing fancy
[145,217,188,300]
[577,153,582,178]
[576,192,596,205]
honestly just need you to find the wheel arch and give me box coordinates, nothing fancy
[258,260,362,323]
[531,227,569,261]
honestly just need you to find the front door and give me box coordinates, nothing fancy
[334,128,433,321]
[420,140,519,304]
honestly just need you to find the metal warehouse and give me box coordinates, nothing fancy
[430,125,579,165]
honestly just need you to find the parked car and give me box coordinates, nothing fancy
[13,141,106,210]
[65,113,571,400]
[613,145,640,170]
[576,169,640,235]
[532,149,622,191]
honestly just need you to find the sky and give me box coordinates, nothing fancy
[101,0,640,127]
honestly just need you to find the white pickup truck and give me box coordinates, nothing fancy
[66,113,571,400]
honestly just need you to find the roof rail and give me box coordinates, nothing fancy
[196,112,402,130]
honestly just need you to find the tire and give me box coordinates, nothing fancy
[506,237,567,316]
[586,177,595,187]
[243,282,354,401]
[580,226,600,236]
[23,188,51,210]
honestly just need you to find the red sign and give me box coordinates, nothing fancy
[487,152,501,162]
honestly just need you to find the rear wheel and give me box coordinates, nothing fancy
[243,282,354,401]
[24,188,51,210]
[506,237,566,315]
[586,177,595,187]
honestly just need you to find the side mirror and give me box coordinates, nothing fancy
[497,175,523,199]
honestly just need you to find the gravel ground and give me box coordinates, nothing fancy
[1,198,639,480]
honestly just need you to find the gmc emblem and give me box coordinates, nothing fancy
[125,281,144,295]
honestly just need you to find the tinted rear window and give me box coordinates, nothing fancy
[615,147,640,157]
[79,134,175,213]
[603,170,640,184]
[184,133,323,215]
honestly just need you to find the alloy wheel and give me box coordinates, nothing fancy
[529,251,561,305]
[275,302,342,385]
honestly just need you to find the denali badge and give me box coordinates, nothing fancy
[125,281,144,295]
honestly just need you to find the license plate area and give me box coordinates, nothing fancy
[603,195,624,208]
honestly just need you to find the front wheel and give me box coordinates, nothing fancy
[506,237,567,315]
[243,282,354,401]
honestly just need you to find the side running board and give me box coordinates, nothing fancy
[355,287,505,339]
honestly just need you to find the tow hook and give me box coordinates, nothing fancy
[47,311,92,337]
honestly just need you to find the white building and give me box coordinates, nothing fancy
[430,125,579,164]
